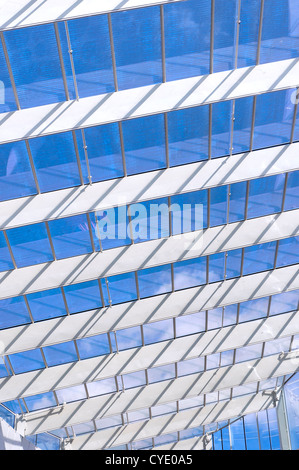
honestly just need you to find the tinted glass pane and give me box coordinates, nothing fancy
[223,303,238,326]
[64,280,102,314]
[122,370,146,389]
[122,115,166,175]
[173,256,206,290]
[48,214,93,259]
[168,106,209,167]
[29,132,81,192]
[243,241,276,275]
[112,7,162,90]
[229,182,247,223]
[104,272,137,305]
[235,343,263,362]
[25,392,57,412]
[209,252,225,283]
[226,248,242,279]
[207,307,222,330]
[0,41,17,113]
[4,24,65,108]
[171,190,207,235]
[260,0,299,64]
[76,333,110,359]
[270,290,299,316]
[147,363,175,383]
[284,171,299,211]
[244,413,260,450]
[91,206,131,251]
[0,141,37,201]
[56,384,87,404]
[177,357,204,377]
[211,101,232,158]
[230,419,246,450]
[232,96,254,154]
[267,407,281,450]
[237,0,261,68]
[9,349,45,374]
[143,319,174,345]
[239,296,269,323]
[130,197,169,244]
[87,377,117,397]
[115,326,142,351]
[42,342,78,366]
[0,231,14,272]
[0,296,31,329]
[257,410,271,450]
[214,0,238,73]
[247,174,285,218]
[277,236,299,267]
[27,288,67,321]
[66,15,114,98]
[176,311,206,337]
[138,264,172,298]
[210,185,228,226]
[284,374,299,450]
[164,0,210,81]
[7,223,53,268]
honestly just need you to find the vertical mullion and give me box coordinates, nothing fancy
[290,88,298,143]
[54,22,70,101]
[23,295,35,324]
[256,0,265,66]
[72,130,84,186]
[135,271,140,301]
[3,230,17,269]
[160,4,166,83]
[118,122,127,177]
[60,286,71,316]
[210,0,215,75]
[64,21,79,100]
[45,221,57,261]
[86,212,96,252]
[108,13,118,92]
[0,31,20,110]
[25,140,41,194]
[164,113,170,168]
[81,129,92,185]
[281,173,288,212]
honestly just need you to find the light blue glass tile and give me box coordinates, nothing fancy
[0,363,8,378]
[167,106,209,166]
[211,101,232,158]
[64,280,102,314]
[237,0,262,68]
[257,410,271,450]
[260,0,299,65]
[29,132,81,192]
[76,124,124,183]
[6,222,53,268]
[284,374,299,450]
[76,333,110,359]
[267,408,281,450]
[129,197,169,244]
[112,6,162,90]
[284,171,299,211]
[213,431,223,450]
[277,236,299,267]
[177,357,204,377]
[0,231,14,272]
[0,41,17,113]
[244,413,260,450]
[25,392,57,412]
[148,363,175,384]
[122,115,166,175]
[209,252,225,283]
[26,288,67,321]
[86,377,117,397]
[56,384,87,404]
[72,422,95,436]
[253,89,294,150]
[170,190,207,234]
[229,419,246,450]
[0,405,14,429]
[104,272,137,305]
[0,141,37,201]
[2,400,24,415]
[213,0,238,73]
[143,319,174,345]
[91,206,131,251]
[176,311,206,337]
[263,337,291,356]
[210,185,228,227]
[229,182,247,223]
[48,214,93,259]
[35,433,60,451]
[220,349,234,367]
[42,341,78,366]
[173,257,206,290]
[235,343,263,363]
[9,349,45,374]
[66,15,115,98]
[243,241,276,275]
[226,248,242,279]
[232,96,254,154]
[270,290,299,316]
[207,307,223,330]
[222,303,238,327]
[115,326,142,351]
[138,264,172,298]
[206,352,220,370]
[122,370,146,389]
[247,174,285,218]
[238,296,269,323]
[0,296,31,329]
[164,0,210,81]
[4,24,65,108]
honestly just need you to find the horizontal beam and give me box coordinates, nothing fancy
[1,264,298,355]
[1,58,299,145]
[67,392,275,449]
[0,0,185,31]
[19,311,298,435]
[0,142,298,231]
[20,352,298,437]
[1,209,298,300]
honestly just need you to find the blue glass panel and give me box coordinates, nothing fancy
[260,0,299,65]
[176,311,206,337]
[48,214,92,259]
[270,290,299,316]
[138,264,172,298]
[211,101,232,158]
[72,422,95,436]
[122,370,146,389]
[76,333,110,359]
[86,377,117,397]
[244,413,260,450]
[284,374,299,449]
[42,341,78,366]
[0,231,14,272]
[164,0,210,81]
[56,384,86,404]
[239,296,269,323]
[221,426,231,450]
[76,124,124,184]
[257,410,271,450]
[122,115,166,175]
[27,288,67,321]
[177,357,204,377]
[0,141,37,201]
[0,405,14,429]
[213,431,223,450]
[243,241,276,275]
[232,97,254,154]
[154,433,178,447]
[253,90,294,150]
[2,400,24,414]
[277,236,299,267]
[210,185,228,226]
[267,407,281,450]
[220,349,234,367]
[263,337,291,356]
[64,280,102,314]
[25,392,57,412]
[173,256,206,290]
[130,197,169,244]
[170,190,207,235]
[226,248,242,279]
[91,206,131,251]
[143,319,174,345]
[206,352,220,370]
[230,419,246,450]
[97,416,123,430]
[6,223,53,268]
[0,296,31,329]
[115,326,142,351]
[35,434,60,451]
[285,171,299,211]
[214,0,238,73]
[112,7,162,90]
[207,307,222,330]
[209,252,225,283]
[167,106,209,166]
[9,349,45,374]
[222,303,238,327]
[0,41,17,113]
[29,132,81,192]
[235,343,263,363]
[0,362,8,378]
[237,0,262,68]
[151,402,177,418]
[147,363,176,384]
[103,272,137,305]
[229,182,247,223]
[66,15,114,98]
[4,24,65,108]
[247,174,285,218]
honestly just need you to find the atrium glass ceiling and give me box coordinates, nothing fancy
[0,0,298,451]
